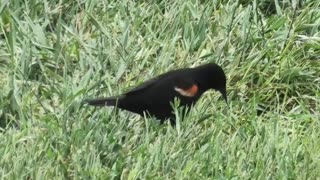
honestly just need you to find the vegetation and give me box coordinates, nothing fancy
[0,0,319,179]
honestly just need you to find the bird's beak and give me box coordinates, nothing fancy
[218,88,228,104]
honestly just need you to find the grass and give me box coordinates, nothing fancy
[1,0,320,179]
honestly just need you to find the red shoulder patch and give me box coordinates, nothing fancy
[174,84,198,97]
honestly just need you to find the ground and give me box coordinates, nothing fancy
[0,0,320,179]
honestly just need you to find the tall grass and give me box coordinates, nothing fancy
[0,0,319,179]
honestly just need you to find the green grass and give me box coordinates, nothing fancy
[1,0,320,179]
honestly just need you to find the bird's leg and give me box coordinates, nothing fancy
[169,118,176,127]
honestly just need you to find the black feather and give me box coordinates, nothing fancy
[83,96,122,106]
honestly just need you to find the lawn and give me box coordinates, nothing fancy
[0,0,320,179]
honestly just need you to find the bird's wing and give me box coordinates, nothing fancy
[124,69,195,97]
[124,75,165,96]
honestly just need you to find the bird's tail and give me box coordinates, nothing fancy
[83,96,121,106]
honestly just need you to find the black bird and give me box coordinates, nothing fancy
[84,63,227,124]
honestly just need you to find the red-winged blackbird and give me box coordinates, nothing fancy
[84,63,227,124]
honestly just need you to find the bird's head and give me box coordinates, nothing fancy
[195,63,227,103]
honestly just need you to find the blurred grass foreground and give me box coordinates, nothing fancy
[0,0,320,179]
